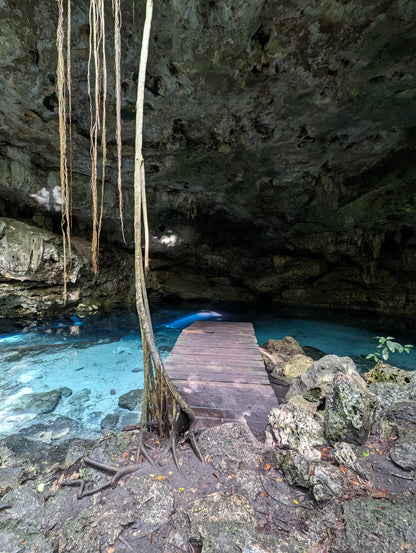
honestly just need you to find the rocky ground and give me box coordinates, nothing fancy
[1,341,415,553]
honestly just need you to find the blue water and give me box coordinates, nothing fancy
[0,302,415,439]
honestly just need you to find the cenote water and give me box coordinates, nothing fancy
[1,302,415,442]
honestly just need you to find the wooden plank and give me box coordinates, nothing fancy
[165,321,276,436]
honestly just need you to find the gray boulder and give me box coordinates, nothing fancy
[285,355,359,406]
[118,389,143,411]
[324,373,379,445]
[389,432,416,471]
[311,463,345,502]
[260,336,313,382]
[267,403,324,459]
[9,389,62,415]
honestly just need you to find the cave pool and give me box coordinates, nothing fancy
[1,302,415,441]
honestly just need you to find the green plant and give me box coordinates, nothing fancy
[366,336,414,362]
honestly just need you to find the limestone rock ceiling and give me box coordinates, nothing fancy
[0,0,415,316]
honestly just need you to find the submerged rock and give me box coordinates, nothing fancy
[324,373,379,445]
[9,389,62,415]
[118,389,143,411]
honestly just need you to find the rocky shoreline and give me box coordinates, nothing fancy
[1,339,415,553]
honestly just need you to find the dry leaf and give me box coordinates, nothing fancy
[264,463,271,471]
[122,452,129,458]
[371,488,387,499]
[293,499,298,505]
[340,465,346,474]
[262,490,269,497]
[157,475,166,481]
[213,473,220,479]
[107,548,115,553]
[150,534,154,545]
[275,477,282,483]
[118,480,125,487]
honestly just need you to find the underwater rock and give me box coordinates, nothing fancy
[285,355,359,406]
[9,389,62,415]
[118,389,143,411]
[324,373,380,445]
[100,414,120,431]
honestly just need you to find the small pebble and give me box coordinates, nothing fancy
[110,389,116,395]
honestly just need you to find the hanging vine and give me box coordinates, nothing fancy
[88,0,107,274]
[56,0,72,301]
[58,0,202,499]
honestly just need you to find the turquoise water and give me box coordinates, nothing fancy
[0,302,415,439]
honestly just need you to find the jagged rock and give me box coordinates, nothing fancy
[0,217,134,318]
[389,433,416,471]
[385,400,416,427]
[118,389,143,411]
[267,404,324,458]
[333,442,369,480]
[367,382,409,412]
[1,0,416,318]
[330,496,416,553]
[311,463,345,502]
[273,449,314,488]
[285,355,359,406]
[364,362,415,386]
[9,389,62,415]
[324,373,380,445]
[287,394,318,415]
[260,336,313,382]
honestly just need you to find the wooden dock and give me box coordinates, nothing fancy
[165,321,277,436]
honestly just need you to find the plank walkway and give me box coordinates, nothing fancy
[165,321,277,436]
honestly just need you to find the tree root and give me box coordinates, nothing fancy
[62,457,146,499]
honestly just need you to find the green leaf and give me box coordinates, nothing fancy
[386,341,396,352]
[37,483,45,493]
[363,450,370,457]
[381,347,389,360]
[404,344,414,349]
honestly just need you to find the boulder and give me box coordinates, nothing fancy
[331,496,416,553]
[311,463,345,502]
[260,337,314,382]
[9,389,62,415]
[267,404,324,458]
[389,433,416,471]
[333,442,369,480]
[273,449,313,488]
[363,362,415,386]
[385,399,416,427]
[118,389,143,411]
[100,414,120,431]
[285,355,359,406]
[324,373,380,445]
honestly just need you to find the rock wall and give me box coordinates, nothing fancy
[0,0,416,317]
